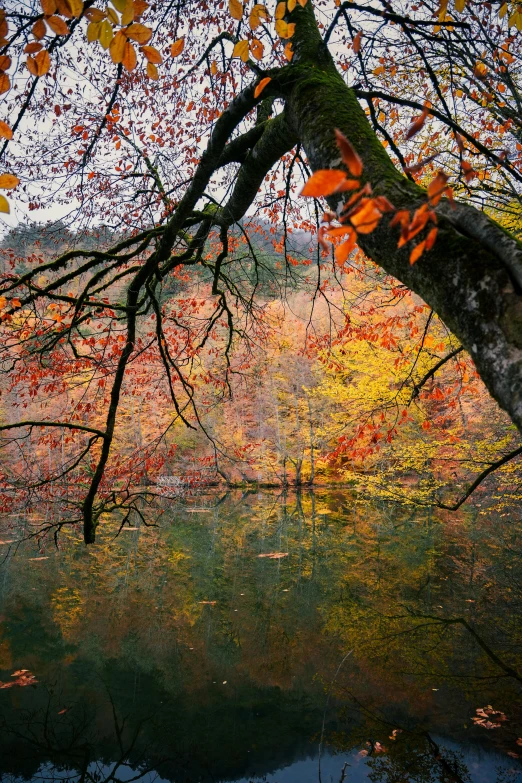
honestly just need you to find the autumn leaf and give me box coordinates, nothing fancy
[249,3,268,29]
[46,15,69,36]
[98,20,114,49]
[170,38,185,57]
[210,59,218,75]
[473,60,487,79]
[146,61,159,79]
[350,198,382,233]
[109,30,127,64]
[405,109,428,139]
[461,160,476,181]
[32,18,47,40]
[335,129,363,177]
[254,76,271,98]
[232,40,249,61]
[126,23,152,44]
[410,240,426,264]
[284,41,293,60]
[250,38,264,60]
[140,45,162,64]
[427,171,449,205]
[87,21,101,42]
[27,49,51,76]
[0,195,9,213]
[0,174,18,189]
[24,42,43,54]
[275,2,286,19]
[425,226,438,250]
[0,121,12,140]
[0,54,10,70]
[229,0,243,20]
[353,30,362,53]
[275,19,295,37]
[122,41,137,71]
[335,232,358,263]
[301,169,347,197]
[0,73,9,94]
[41,0,58,13]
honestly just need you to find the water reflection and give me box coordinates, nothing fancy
[0,490,521,783]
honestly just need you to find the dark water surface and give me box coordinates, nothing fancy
[0,490,521,783]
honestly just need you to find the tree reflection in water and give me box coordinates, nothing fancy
[0,490,520,783]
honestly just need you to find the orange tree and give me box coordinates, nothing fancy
[0,0,521,541]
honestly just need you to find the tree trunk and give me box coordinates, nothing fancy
[274,2,522,432]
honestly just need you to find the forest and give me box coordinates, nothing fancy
[0,1,521,782]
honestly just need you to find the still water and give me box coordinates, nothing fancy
[0,490,521,783]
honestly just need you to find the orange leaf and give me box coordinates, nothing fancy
[284,42,293,60]
[229,0,243,20]
[389,209,410,228]
[410,240,426,264]
[24,43,43,54]
[425,226,438,250]
[0,173,19,188]
[427,171,449,205]
[249,3,268,29]
[170,38,185,57]
[41,0,58,13]
[250,38,264,60]
[334,129,363,177]
[254,76,271,98]
[27,49,51,76]
[275,1,286,19]
[461,160,476,182]
[210,59,218,75]
[146,61,159,79]
[335,231,357,263]
[373,195,395,212]
[122,41,137,71]
[0,54,10,69]
[32,18,47,40]
[0,73,10,94]
[301,169,347,197]
[46,15,69,35]
[109,30,127,64]
[405,109,427,139]
[353,30,362,53]
[334,179,360,192]
[0,121,12,140]
[126,23,152,44]
[350,199,382,233]
[140,44,162,64]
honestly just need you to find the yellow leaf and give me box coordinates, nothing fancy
[275,2,286,19]
[125,22,152,42]
[146,61,158,79]
[121,0,135,25]
[284,41,293,60]
[229,0,243,20]
[87,21,101,41]
[0,173,20,189]
[275,19,294,37]
[140,44,162,63]
[254,76,271,98]
[106,6,119,25]
[122,40,137,70]
[111,0,126,10]
[288,0,296,9]
[0,121,12,140]
[454,0,465,11]
[67,0,83,15]
[0,195,9,213]
[170,37,184,57]
[232,39,249,61]
[499,2,507,16]
[109,29,127,63]
[99,19,114,49]
[250,38,264,60]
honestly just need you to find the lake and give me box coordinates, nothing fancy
[0,489,521,783]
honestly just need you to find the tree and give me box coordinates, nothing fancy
[0,0,521,541]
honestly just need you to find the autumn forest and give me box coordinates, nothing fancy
[0,0,521,781]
